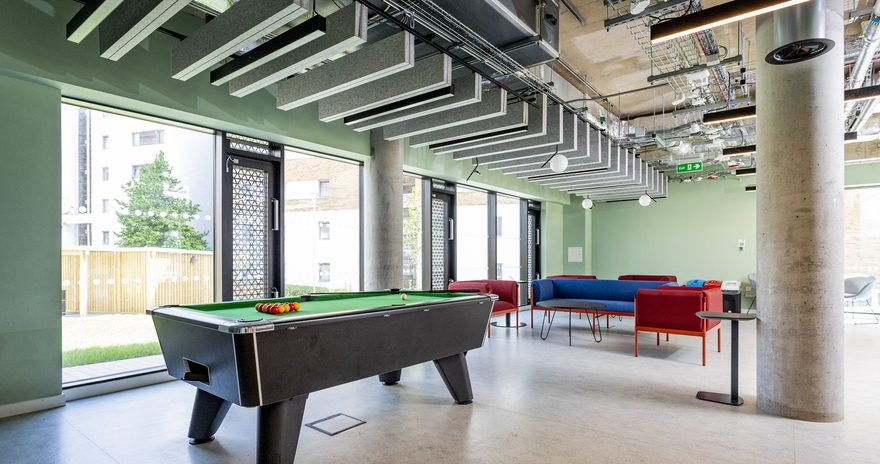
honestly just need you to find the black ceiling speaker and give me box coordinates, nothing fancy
[765,0,834,65]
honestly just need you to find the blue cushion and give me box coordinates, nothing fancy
[589,299,635,314]
[686,279,705,287]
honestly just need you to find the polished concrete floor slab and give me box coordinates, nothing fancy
[2,311,878,464]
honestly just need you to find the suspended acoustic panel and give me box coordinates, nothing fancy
[172,0,311,81]
[346,72,482,130]
[318,53,452,122]
[229,3,368,97]
[382,87,508,141]
[570,168,664,197]
[99,0,190,61]
[277,32,414,111]
[503,125,610,175]
[481,112,577,167]
[531,144,630,185]
[408,100,528,148]
[451,105,565,159]
[432,94,548,153]
[210,15,327,86]
[67,0,124,43]
[552,158,645,190]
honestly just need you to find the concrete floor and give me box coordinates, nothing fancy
[2,310,879,464]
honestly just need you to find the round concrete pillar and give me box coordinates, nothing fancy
[363,129,403,290]
[755,1,845,421]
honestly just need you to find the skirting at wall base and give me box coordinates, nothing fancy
[0,394,65,420]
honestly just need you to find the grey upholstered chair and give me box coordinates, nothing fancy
[844,275,877,324]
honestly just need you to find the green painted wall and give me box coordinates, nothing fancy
[562,200,591,275]
[592,178,758,283]
[591,161,880,284]
[0,75,62,405]
[542,203,565,276]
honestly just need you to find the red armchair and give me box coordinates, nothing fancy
[634,286,722,366]
[619,275,677,282]
[448,280,519,337]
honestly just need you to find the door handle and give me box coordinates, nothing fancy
[536,228,540,245]
[448,218,454,241]
[271,198,280,231]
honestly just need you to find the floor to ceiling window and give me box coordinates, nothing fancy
[61,103,215,385]
[402,174,423,290]
[283,148,360,295]
[844,186,880,319]
[496,194,521,281]
[455,186,488,280]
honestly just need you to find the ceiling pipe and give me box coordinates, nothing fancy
[847,1,880,90]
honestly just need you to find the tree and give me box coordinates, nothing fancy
[115,151,209,250]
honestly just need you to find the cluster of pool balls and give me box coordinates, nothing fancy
[255,302,300,315]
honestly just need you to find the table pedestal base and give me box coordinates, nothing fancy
[490,313,526,329]
[696,391,744,406]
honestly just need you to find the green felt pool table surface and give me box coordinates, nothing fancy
[174,291,477,321]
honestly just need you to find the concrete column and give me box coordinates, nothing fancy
[363,130,403,290]
[756,1,845,422]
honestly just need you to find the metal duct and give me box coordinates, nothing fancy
[848,1,880,89]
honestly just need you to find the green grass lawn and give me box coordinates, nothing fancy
[62,342,162,367]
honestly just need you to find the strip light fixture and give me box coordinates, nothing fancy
[745,185,757,192]
[736,168,757,177]
[844,84,880,103]
[844,131,859,144]
[650,0,812,45]
[722,145,757,157]
[703,106,756,125]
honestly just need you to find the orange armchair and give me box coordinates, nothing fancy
[634,287,723,366]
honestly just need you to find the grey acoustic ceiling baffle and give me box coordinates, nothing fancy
[501,125,609,175]
[531,144,628,184]
[276,31,414,111]
[171,0,311,81]
[66,0,124,43]
[99,0,190,61]
[552,158,645,190]
[229,3,368,97]
[578,173,668,201]
[570,167,663,197]
[346,72,482,131]
[407,99,528,148]
[476,112,577,166]
[451,106,566,159]
[318,53,452,122]
[209,15,327,86]
[382,87,508,141]
[431,94,548,153]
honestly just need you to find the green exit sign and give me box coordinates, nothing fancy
[677,162,703,173]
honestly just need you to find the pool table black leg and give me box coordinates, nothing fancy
[378,369,402,385]
[188,389,232,445]
[433,353,473,405]
[257,394,308,464]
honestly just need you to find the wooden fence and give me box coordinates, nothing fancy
[62,248,213,315]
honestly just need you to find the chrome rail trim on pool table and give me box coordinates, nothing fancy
[148,293,495,334]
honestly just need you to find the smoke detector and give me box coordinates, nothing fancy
[630,0,650,15]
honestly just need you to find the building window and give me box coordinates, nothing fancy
[497,263,504,277]
[318,221,330,240]
[102,231,110,246]
[102,167,110,181]
[496,216,503,236]
[102,135,109,149]
[131,164,147,179]
[102,199,109,214]
[318,263,330,283]
[132,130,164,146]
[318,180,330,198]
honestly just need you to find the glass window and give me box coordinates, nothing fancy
[402,175,422,290]
[132,129,164,146]
[284,148,360,295]
[496,194,521,281]
[61,104,214,384]
[456,186,488,280]
[102,136,109,149]
[845,187,880,310]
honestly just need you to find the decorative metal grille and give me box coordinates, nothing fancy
[527,214,535,282]
[431,197,447,291]
[227,133,275,157]
[231,165,270,300]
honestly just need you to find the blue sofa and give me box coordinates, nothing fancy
[530,279,668,326]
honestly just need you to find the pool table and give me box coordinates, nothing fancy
[148,290,494,463]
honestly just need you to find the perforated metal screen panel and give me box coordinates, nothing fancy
[527,213,536,282]
[231,164,270,300]
[431,197,447,291]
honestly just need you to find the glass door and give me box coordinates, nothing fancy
[430,181,455,290]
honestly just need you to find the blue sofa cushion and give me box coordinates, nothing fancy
[531,279,666,307]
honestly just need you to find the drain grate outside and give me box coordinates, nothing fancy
[305,413,366,436]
